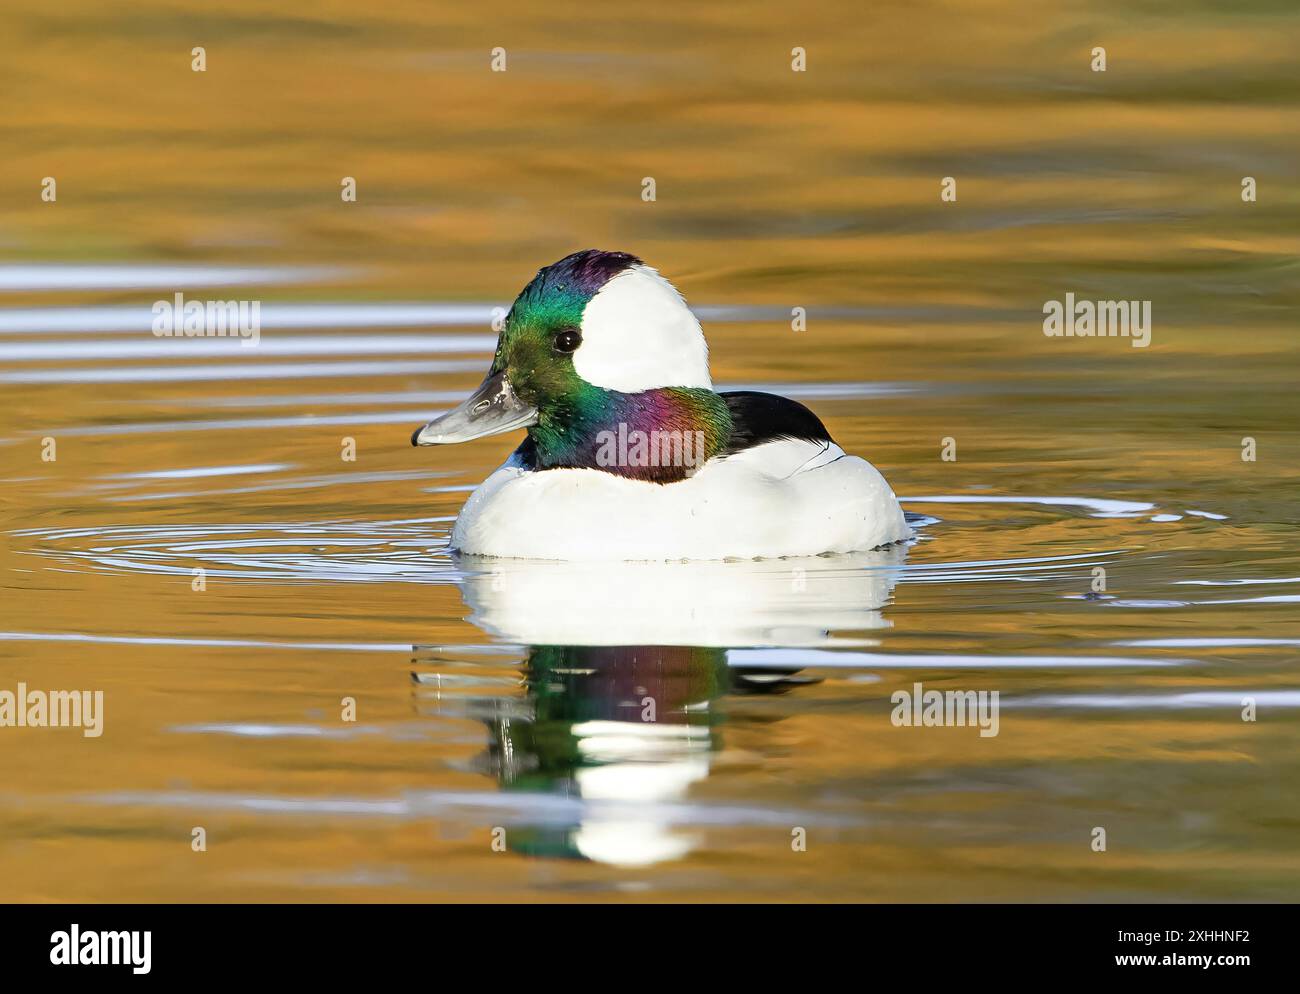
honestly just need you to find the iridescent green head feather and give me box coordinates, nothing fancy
[415,249,730,482]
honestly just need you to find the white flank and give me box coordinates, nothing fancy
[451,439,911,561]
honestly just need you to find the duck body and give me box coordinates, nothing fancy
[452,392,908,560]
[414,250,910,562]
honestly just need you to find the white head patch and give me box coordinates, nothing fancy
[574,264,712,392]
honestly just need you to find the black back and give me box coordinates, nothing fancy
[718,391,834,455]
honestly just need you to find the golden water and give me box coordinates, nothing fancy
[2,1,1298,900]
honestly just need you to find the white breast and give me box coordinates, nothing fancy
[449,438,911,561]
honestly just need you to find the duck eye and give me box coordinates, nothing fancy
[554,328,582,353]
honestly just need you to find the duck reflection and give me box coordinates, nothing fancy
[426,546,907,865]
[483,643,722,864]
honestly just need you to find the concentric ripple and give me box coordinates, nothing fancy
[7,495,1157,586]
[12,517,457,583]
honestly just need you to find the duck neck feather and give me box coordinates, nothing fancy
[529,386,732,483]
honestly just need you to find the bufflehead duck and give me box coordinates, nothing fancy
[412,250,910,560]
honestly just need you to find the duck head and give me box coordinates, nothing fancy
[412,250,730,480]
